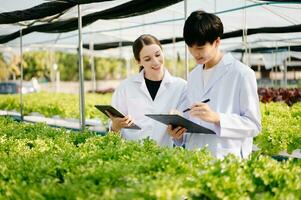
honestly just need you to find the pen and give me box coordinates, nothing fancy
[182,99,210,113]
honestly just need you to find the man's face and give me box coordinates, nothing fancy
[188,39,219,65]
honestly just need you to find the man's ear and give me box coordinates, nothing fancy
[215,37,221,47]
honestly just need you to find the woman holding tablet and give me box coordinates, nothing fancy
[107,34,186,147]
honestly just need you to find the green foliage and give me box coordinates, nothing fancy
[164,58,196,79]
[23,51,50,80]
[255,102,301,155]
[0,92,112,123]
[12,50,195,81]
[94,57,126,80]
[0,93,300,155]
[0,53,9,81]
[0,117,300,199]
[55,51,78,81]
[19,51,127,81]
[190,154,301,200]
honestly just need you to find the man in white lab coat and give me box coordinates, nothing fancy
[168,11,261,159]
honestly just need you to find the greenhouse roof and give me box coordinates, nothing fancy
[0,0,301,60]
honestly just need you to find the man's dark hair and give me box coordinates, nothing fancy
[183,10,223,47]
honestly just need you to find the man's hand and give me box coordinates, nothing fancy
[167,125,186,141]
[106,111,134,132]
[189,102,220,124]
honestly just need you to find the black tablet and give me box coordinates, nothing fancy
[145,114,215,134]
[95,105,141,130]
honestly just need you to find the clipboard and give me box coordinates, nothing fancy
[145,114,215,134]
[95,105,141,130]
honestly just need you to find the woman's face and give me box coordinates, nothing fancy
[138,44,164,80]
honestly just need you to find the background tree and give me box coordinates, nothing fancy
[0,54,9,81]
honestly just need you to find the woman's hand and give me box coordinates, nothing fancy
[189,102,220,124]
[106,111,134,132]
[167,125,186,141]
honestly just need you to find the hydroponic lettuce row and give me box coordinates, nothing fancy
[255,102,301,155]
[0,93,300,155]
[0,117,300,199]
[0,92,112,120]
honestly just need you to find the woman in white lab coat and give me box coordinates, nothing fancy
[169,11,261,159]
[108,34,186,147]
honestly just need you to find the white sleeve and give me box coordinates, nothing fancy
[111,85,128,115]
[216,71,261,138]
[171,82,189,147]
[109,84,128,131]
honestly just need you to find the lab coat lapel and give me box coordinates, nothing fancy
[140,80,153,101]
[133,70,153,101]
[192,65,205,101]
[155,69,172,99]
[201,54,232,98]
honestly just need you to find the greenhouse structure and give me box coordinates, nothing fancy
[0,0,300,199]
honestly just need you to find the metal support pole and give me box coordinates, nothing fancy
[275,43,278,87]
[172,11,177,75]
[243,0,249,66]
[78,4,85,131]
[284,44,290,88]
[172,37,177,75]
[283,60,287,88]
[19,29,23,121]
[89,33,96,93]
[184,0,189,80]
[289,44,295,81]
[271,51,274,87]
[118,41,122,79]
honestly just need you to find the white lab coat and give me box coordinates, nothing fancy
[183,53,261,159]
[111,69,186,147]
